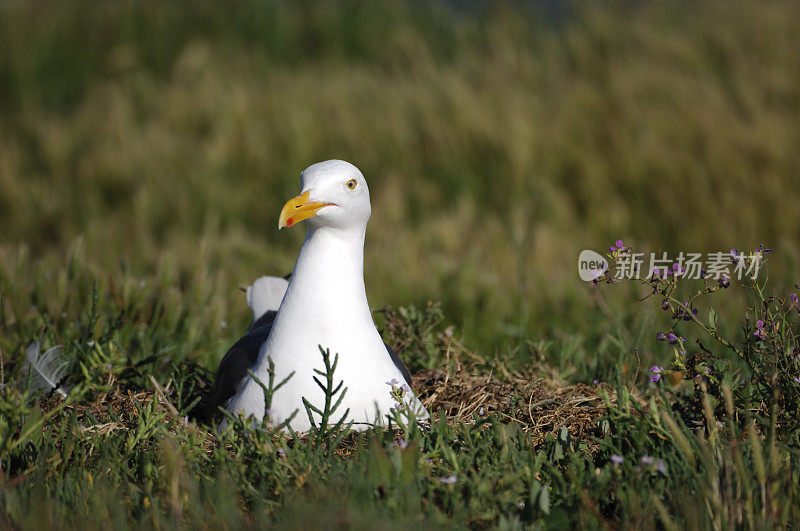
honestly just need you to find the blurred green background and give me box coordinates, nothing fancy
[1,0,799,378]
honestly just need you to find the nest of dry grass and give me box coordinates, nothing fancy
[413,368,612,451]
[40,348,615,454]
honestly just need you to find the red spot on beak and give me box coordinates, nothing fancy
[286,218,294,227]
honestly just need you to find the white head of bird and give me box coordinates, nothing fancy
[278,160,371,234]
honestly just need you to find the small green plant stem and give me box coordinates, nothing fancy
[302,346,351,447]
[664,294,744,358]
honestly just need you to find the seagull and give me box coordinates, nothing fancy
[209,160,427,431]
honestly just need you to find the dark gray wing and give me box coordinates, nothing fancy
[248,308,280,333]
[206,310,277,421]
[384,342,412,388]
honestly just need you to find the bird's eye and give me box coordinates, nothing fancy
[346,179,358,190]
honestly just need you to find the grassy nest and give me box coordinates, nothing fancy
[40,359,613,454]
[413,368,611,451]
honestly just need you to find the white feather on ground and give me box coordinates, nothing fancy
[25,341,70,397]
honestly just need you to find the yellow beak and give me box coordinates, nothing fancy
[278,191,332,229]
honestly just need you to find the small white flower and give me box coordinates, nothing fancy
[439,475,457,484]
[391,438,408,449]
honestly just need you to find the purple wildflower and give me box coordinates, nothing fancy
[661,299,670,311]
[656,332,667,342]
[757,243,773,254]
[718,275,730,288]
[700,268,707,279]
[754,319,766,340]
[589,268,604,280]
[640,456,655,466]
[672,263,686,276]
[650,366,664,383]
[386,379,400,387]
[655,460,667,475]
[439,475,457,484]
[793,376,800,384]
[609,239,626,252]
[667,333,678,344]
[611,455,624,464]
[790,293,798,307]
[674,302,696,321]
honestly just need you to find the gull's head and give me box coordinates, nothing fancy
[278,160,371,232]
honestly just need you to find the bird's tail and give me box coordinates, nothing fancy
[245,275,289,321]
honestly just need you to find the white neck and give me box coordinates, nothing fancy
[292,224,368,307]
[253,224,374,372]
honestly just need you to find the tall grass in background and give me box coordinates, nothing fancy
[2,1,800,527]
[1,0,799,375]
